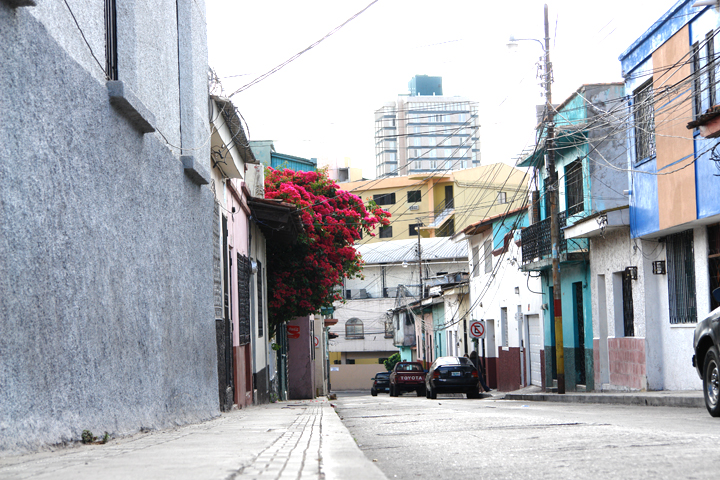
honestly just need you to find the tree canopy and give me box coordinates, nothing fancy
[264,168,390,334]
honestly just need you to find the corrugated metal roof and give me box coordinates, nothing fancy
[356,237,467,265]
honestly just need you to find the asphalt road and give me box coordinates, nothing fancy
[334,391,720,480]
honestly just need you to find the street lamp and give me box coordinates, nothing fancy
[507,4,565,394]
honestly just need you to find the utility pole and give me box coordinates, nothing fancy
[544,4,565,394]
[416,223,423,299]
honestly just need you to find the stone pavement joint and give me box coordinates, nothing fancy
[0,398,387,480]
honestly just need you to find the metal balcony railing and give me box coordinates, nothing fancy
[521,211,567,264]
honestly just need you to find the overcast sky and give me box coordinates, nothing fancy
[207,0,677,178]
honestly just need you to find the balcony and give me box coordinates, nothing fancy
[520,211,586,271]
[424,197,455,230]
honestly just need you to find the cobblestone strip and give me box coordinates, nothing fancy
[234,403,323,480]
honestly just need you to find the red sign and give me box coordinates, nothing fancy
[470,320,485,339]
[314,336,320,347]
[287,325,301,339]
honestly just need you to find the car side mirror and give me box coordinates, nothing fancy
[713,287,720,304]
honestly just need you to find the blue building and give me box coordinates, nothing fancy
[614,0,720,391]
[249,140,317,172]
[518,83,628,392]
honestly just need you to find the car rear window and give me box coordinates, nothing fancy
[396,363,423,372]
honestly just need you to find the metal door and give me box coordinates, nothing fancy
[528,314,542,386]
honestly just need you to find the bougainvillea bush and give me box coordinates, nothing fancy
[264,168,390,333]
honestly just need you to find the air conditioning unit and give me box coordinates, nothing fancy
[409,204,419,210]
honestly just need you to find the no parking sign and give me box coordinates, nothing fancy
[469,320,486,339]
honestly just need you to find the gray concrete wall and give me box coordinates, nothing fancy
[586,84,630,214]
[0,1,217,453]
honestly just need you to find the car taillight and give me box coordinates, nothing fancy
[471,369,479,378]
[432,370,440,379]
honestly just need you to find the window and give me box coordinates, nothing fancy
[345,289,352,300]
[236,253,252,345]
[666,230,697,324]
[379,225,393,238]
[409,223,422,236]
[384,320,393,338]
[373,193,396,205]
[497,192,507,204]
[472,245,480,277]
[692,32,718,118]
[484,238,493,273]
[407,190,421,203]
[565,158,584,215]
[622,268,634,337]
[346,318,364,339]
[633,80,656,163]
[105,0,118,80]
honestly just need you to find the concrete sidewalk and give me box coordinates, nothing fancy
[499,385,705,408]
[0,398,387,480]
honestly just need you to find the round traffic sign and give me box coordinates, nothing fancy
[314,335,320,347]
[470,320,485,339]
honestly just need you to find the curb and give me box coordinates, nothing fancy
[320,402,388,480]
[503,393,704,408]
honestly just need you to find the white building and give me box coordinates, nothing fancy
[328,237,467,388]
[375,76,480,178]
[455,207,544,391]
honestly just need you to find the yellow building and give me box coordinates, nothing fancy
[340,163,528,243]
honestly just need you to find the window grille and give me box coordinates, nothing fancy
[497,192,507,204]
[633,80,656,163]
[565,159,584,215]
[409,223,422,236]
[105,0,118,80]
[693,41,703,117]
[622,268,634,337]
[236,254,252,345]
[707,32,716,109]
[379,226,393,239]
[407,190,421,203]
[667,230,697,324]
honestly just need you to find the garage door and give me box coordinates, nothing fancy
[528,314,542,386]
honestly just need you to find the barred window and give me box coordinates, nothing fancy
[667,230,697,324]
[633,80,656,163]
[565,159,584,215]
[379,225,393,238]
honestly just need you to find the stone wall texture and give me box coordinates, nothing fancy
[0,1,217,453]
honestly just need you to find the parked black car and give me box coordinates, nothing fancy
[693,288,720,416]
[425,356,480,399]
[371,372,390,396]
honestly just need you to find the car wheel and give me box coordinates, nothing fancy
[467,390,480,399]
[430,387,437,399]
[704,348,720,417]
[371,388,377,397]
[390,385,397,397]
[416,387,424,397]
[425,386,431,398]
